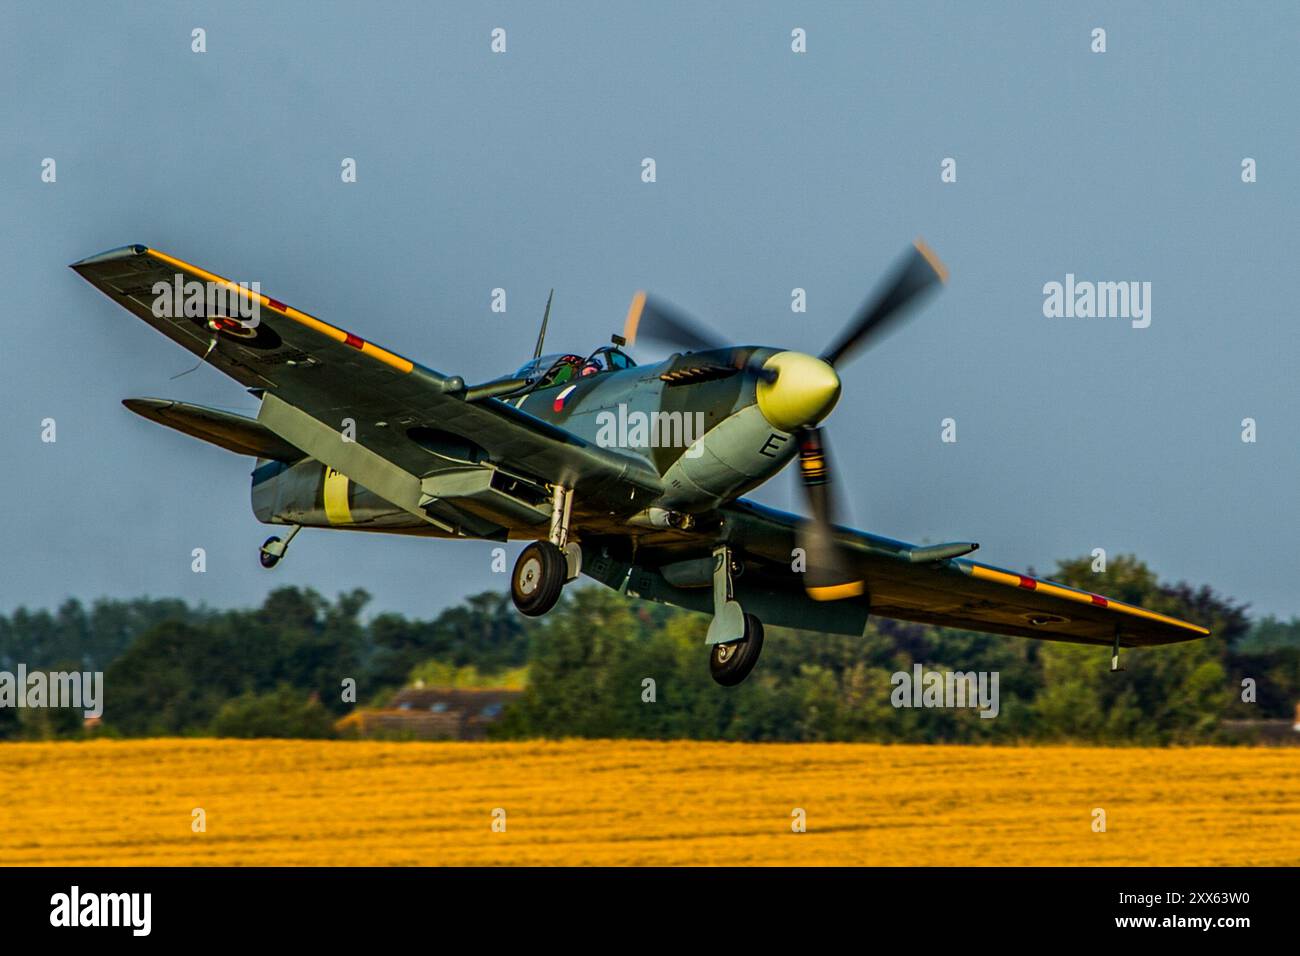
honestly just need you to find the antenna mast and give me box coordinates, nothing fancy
[533,289,554,360]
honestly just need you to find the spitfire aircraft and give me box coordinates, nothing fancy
[72,241,1209,686]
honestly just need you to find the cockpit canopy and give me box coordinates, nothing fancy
[514,346,636,388]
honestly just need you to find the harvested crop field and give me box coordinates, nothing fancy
[1,740,1297,866]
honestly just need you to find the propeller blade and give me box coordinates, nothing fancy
[820,238,948,369]
[623,291,729,354]
[794,427,865,601]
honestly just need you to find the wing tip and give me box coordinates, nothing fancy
[963,561,1212,638]
[69,244,148,269]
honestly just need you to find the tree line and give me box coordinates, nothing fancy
[0,554,1296,744]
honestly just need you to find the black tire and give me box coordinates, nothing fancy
[709,614,765,686]
[511,541,566,616]
[259,536,281,569]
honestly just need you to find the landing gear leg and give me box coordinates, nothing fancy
[1110,626,1125,673]
[259,524,301,569]
[706,544,764,686]
[510,485,575,617]
[549,484,582,582]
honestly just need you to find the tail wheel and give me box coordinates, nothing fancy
[709,613,765,686]
[511,541,566,616]
[259,536,282,569]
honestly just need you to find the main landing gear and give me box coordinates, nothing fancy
[512,541,567,616]
[507,492,766,687]
[705,544,765,686]
[258,525,301,569]
[511,485,581,617]
[710,612,765,686]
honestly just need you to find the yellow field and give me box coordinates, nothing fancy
[1,740,1297,866]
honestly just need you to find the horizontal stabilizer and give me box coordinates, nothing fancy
[123,398,305,462]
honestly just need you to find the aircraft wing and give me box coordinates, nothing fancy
[722,499,1210,647]
[72,245,663,520]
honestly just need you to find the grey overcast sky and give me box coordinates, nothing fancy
[1,2,1296,620]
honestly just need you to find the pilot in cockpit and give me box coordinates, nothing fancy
[535,347,635,387]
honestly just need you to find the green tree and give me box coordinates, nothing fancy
[366,591,528,689]
[1030,555,1231,742]
[210,686,336,738]
[407,659,527,689]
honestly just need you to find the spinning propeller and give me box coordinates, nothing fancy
[624,239,949,600]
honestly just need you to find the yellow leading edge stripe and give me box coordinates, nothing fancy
[146,249,415,374]
[967,565,1209,634]
[808,581,865,602]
